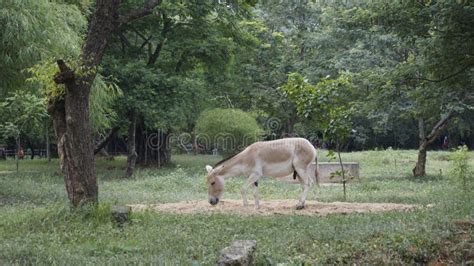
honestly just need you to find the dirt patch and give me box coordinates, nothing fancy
[129,200,422,216]
[0,170,13,175]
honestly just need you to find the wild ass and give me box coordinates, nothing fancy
[205,138,319,210]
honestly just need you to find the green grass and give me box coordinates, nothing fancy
[0,150,473,264]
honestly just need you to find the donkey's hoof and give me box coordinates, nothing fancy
[296,204,305,210]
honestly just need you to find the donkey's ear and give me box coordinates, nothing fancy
[205,165,213,173]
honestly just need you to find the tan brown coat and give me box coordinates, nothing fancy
[206,138,318,209]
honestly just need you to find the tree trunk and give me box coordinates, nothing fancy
[30,144,35,160]
[413,144,428,177]
[49,1,120,206]
[48,99,67,172]
[49,0,161,207]
[135,121,171,167]
[125,112,137,178]
[413,117,427,177]
[15,136,20,173]
[45,121,51,163]
[412,112,455,177]
[337,143,347,201]
[52,68,98,206]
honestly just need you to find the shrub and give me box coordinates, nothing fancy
[449,145,472,191]
[194,108,262,155]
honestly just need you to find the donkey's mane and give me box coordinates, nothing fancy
[213,151,241,167]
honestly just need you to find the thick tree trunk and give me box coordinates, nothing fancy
[125,112,137,178]
[52,71,98,206]
[49,1,121,206]
[49,0,161,207]
[413,112,455,177]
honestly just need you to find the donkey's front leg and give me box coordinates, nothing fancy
[241,174,260,208]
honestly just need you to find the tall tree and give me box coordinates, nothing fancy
[103,0,255,176]
[48,0,162,206]
[355,1,474,176]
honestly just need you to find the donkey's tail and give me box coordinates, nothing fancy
[314,157,320,187]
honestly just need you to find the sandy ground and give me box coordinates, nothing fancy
[0,171,13,175]
[129,199,423,216]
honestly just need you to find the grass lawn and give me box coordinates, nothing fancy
[0,150,473,264]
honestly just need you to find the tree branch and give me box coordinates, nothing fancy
[423,110,456,147]
[147,12,172,65]
[409,63,473,83]
[119,0,162,26]
[53,60,75,84]
[94,126,120,155]
[131,27,150,41]
[139,35,153,51]
[118,31,131,47]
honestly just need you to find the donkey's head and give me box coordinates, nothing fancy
[205,165,224,205]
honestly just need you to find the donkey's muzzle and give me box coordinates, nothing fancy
[209,198,219,205]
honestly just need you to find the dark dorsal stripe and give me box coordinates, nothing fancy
[213,152,240,167]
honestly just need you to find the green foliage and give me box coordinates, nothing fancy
[102,0,256,137]
[2,0,474,152]
[0,0,86,95]
[194,108,262,155]
[257,0,474,149]
[282,72,356,144]
[89,75,122,135]
[27,60,122,135]
[26,60,64,99]
[449,145,472,191]
[0,91,48,141]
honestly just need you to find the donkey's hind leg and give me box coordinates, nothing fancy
[295,167,311,210]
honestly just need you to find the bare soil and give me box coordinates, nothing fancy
[0,171,13,175]
[129,199,422,216]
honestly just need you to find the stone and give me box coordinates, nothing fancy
[217,240,256,266]
[111,205,131,227]
[317,162,359,183]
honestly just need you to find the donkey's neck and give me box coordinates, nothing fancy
[216,153,244,178]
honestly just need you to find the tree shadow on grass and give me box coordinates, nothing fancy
[371,173,444,183]
[407,174,444,183]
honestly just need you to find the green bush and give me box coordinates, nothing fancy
[194,108,262,155]
[449,145,472,191]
